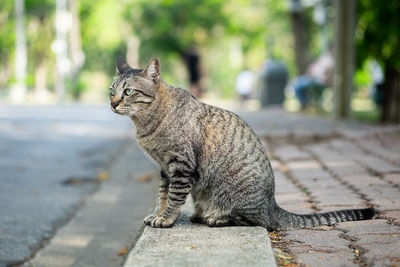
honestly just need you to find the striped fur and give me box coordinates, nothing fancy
[110,58,375,230]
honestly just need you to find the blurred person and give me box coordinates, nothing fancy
[236,69,255,105]
[370,60,384,108]
[183,46,203,98]
[294,48,333,109]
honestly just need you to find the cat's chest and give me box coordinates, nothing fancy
[136,135,170,164]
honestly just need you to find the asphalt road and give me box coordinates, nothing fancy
[0,105,137,266]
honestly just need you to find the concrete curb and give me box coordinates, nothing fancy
[124,200,277,267]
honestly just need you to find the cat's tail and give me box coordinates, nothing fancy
[269,205,376,231]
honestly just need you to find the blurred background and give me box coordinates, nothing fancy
[0,0,399,123]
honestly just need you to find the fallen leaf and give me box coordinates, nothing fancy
[117,247,129,256]
[136,173,153,183]
[97,171,109,182]
[278,254,293,260]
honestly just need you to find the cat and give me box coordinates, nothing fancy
[109,57,375,231]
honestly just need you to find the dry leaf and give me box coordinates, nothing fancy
[278,254,293,260]
[136,173,153,183]
[117,247,129,256]
[97,171,109,182]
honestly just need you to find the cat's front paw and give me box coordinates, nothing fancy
[144,214,157,225]
[150,216,175,228]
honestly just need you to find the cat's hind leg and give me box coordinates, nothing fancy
[203,208,235,227]
[190,194,205,223]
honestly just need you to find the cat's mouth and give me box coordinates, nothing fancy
[111,106,124,115]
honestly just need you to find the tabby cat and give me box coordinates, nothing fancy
[109,57,375,231]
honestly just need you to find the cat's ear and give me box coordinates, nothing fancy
[143,57,160,84]
[116,58,132,75]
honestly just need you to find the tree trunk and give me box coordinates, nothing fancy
[69,0,84,74]
[381,66,400,123]
[12,0,27,103]
[34,61,48,102]
[126,34,140,68]
[333,0,355,119]
[290,10,309,75]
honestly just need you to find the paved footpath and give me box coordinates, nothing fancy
[247,109,400,266]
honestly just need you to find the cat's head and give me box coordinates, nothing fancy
[109,57,161,117]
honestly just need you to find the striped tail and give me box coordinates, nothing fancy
[274,207,376,230]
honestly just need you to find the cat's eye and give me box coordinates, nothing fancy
[110,89,115,96]
[124,88,134,96]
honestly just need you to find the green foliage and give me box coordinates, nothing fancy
[0,0,15,88]
[66,76,87,99]
[356,0,400,71]
[354,61,372,90]
[125,0,227,56]
[80,0,125,73]
[0,0,301,100]
[123,0,296,97]
[356,0,400,122]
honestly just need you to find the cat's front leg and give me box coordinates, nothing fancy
[144,171,169,225]
[149,169,193,228]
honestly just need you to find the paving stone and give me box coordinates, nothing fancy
[357,155,400,174]
[322,160,367,176]
[357,185,400,210]
[296,251,357,267]
[273,145,311,162]
[287,161,330,180]
[283,204,313,215]
[357,234,400,265]
[276,193,311,214]
[298,177,340,190]
[344,173,388,188]
[275,180,301,194]
[337,220,400,266]
[336,220,400,266]
[304,183,352,195]
[383,173,400,186]
[337,219,400,236]
[380,210,400,223]
[371,198,400,211]
[335,124,380,139]
[313,194,364,209]
[285,229,351,254]
[357,138,400,164]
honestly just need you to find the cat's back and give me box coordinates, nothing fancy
[196,103,269,178]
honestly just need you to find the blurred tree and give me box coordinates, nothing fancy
[289,0,310,75]
[123,0,295,97]
[0,0,15,90]
[25,0,55,99]
[356,0,400,123]
[80,0,125,74]
[124,0,229,96]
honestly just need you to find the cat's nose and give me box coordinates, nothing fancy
[111,100,120,109]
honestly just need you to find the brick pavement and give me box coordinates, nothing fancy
[264,130,400,267]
